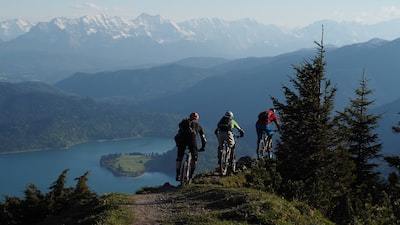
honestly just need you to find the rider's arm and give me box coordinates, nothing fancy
[232,120,245,137]
[198,125,207,148]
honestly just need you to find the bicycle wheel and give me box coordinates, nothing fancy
[258,133,267,158]
[223,146,231,176]
[266,136,273,159]
[257,138,264,158]
[180,153,190,186]
[229,148,236,174]
[220,144,229,176]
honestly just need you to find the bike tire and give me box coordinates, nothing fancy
[220,150,225,176]
[180,153,191,186]
[223,146,230,176]
[258,133,268,158]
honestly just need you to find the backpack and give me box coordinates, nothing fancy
[218,116,232,132]
[178,118,195,136]
[258,111,268,122]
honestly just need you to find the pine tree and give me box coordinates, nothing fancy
[49,169,69,199]
[338,74,382,192]
[384,119,400,222]
[22,184,47,224]
[74,171,90,195]
[47,169,72,213]
[272,36,353,213]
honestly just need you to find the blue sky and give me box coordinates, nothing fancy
[2,0,400,27]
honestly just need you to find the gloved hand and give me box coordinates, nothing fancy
[239,129,244,137]
[199,147,205,152]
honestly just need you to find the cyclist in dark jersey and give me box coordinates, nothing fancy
[174,112,206,181]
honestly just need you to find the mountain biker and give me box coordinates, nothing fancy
[256,108,280,157]
[174,112,207,181]
[214,111,244,172]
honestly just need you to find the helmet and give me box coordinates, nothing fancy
[225,111,234,119]
[190,112,199,120]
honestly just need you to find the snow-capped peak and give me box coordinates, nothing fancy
[0,19,33,41]
[132,13,193,43]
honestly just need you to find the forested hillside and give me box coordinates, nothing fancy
[0,82,179,153]
[56,64,215,103]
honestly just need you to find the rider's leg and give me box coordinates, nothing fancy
[176,144,185,181]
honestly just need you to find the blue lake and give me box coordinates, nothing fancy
[0,137,176,197]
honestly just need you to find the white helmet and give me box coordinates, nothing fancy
[225,111,234,119]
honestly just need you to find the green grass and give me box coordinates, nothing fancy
[167,185,334,225]
[102,154,152,177]
[95,194,134,225]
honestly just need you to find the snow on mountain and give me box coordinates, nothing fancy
[132,13,193,43]
[5,14,400,50]
[0,19,33,41]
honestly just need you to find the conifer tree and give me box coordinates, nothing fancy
[49,169,69,199]
[272,35,353,213]
[338,75,382,191]
[73,171,96,203]
[22,184,47,224]
[384,120,400,222]
[47,169,71,213]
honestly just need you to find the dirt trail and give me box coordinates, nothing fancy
[131,193,172,225]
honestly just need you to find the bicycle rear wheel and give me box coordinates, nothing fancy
[258,133,268,159]
[220,145,229,176]
[180,153,191,186]
[266,136,273,159]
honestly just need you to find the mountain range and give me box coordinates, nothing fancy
[3,14,400,82]
[53,37,400,155]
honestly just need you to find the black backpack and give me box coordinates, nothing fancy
[218,116,232,132]
[258,111,268,122]
[178,118,195,136]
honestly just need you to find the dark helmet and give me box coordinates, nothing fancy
[190,112,199,120]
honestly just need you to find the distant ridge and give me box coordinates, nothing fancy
[3,14,400,82]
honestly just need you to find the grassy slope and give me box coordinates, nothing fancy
[132,174,335,225]
[166,185,334,225]
[95,194,134,225]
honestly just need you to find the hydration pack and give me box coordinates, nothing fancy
[218,116,232,132]
[178,118,195,136]
[258,111,268,122]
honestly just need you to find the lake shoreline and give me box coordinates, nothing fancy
[0,137,176,197]
[0,136,148,155]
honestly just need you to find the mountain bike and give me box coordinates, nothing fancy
[179,149,193,186]
[257,130,277,159]
[219,135,241,176]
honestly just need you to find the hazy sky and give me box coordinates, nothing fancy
[2,0,400,27]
